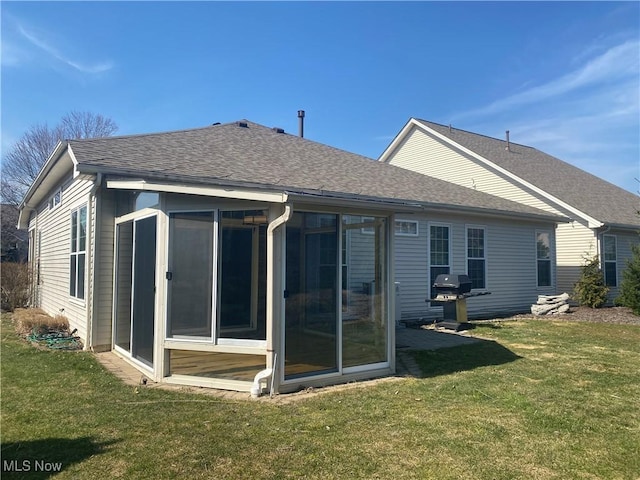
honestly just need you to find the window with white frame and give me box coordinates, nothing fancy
[395,220,418,236]
[69,205,87,300]
[603,235,617,287]
[430,224,450,298]
[48,188,62,210]
[536,231,552,287]
[467,226,486,289]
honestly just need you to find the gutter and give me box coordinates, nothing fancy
[252,202,292,398]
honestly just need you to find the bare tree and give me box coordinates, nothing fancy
[1,111,118,205]
[59,111,118,141]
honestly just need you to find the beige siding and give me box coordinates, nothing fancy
[92,189,117,349]
[555,221,597,296]
[386,127,566,216]
[27,174,96,345]
[395,211,557,320]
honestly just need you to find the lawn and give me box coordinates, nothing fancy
[1,313,639,479]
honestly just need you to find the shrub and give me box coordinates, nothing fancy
[615,242,640,315]
[1,262,31,312]
[573,255,609,308]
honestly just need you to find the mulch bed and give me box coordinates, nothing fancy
[506,306,640,326]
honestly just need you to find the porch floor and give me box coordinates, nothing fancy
[94,326,478,396]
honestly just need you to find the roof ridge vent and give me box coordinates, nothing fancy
[236,121,248,128]
[272,127,285,134]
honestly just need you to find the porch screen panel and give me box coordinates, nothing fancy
[285,212,338,379]
[114,221,133,352]
[168,212,215,339]
[218,210,267,340]
[131,216,157,366]
[342,215,387,368]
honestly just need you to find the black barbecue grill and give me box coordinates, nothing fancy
[428,274,491,330]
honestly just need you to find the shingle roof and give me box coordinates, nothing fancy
[68,120,563,221]
[415,119,640,228]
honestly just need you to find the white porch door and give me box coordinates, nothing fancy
[114,215,157,367]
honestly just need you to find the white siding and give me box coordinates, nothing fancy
[386,127,567,216]
[394,211,557,320]
[27,174,96,345]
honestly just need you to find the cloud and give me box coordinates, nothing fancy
[452,37,640,193]
[16,23,113,74]
[455,39,639,121]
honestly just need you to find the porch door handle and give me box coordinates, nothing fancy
[166,272,173,281]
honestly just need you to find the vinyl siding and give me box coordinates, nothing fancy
[27,174,96,345]
[394,211,557,320]
[92,189,117,349]
[555,221,597,296]
[603,228,639,301]
[386,127,567,216]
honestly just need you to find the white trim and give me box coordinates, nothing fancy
[428,222,452,302]
[602,234,618,287]
[163,339,266,355]
[164,374,253,392]
[465,224,487,290]
[106,179,288,204]
[535,230,553,288]
[395,219,419,237]
[69,204,88,302]
[47,187,62,210]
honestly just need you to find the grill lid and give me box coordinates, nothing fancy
[433,274,472,294]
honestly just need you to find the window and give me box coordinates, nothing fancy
[603,235,617,287]
[395,220,418,236]
[536,231,552,287]
[69,205,87,299]
[430,225,450,298]
[48,188,62,210]
[467,227,486,289]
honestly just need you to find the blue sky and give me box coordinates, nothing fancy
[2,1,639,194]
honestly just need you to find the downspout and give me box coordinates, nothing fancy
[86,173,103,350]
[251,202,292,398]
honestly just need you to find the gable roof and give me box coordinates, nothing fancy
[20,120,567,228]
[406,119,639,229]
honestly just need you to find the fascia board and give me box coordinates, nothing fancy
[412,119,603,229]
[105,179,289,204]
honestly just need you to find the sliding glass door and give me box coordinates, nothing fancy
[284,212,388,381]
[284,212,339,379]
[114,215,157,367]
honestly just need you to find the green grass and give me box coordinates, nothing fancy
[2,314,639,479]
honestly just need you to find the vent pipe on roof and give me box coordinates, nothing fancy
[449,124,452,134]
[505,130,511,151]
[297,110,305,138]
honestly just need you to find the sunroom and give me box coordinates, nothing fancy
[111,187,395,396]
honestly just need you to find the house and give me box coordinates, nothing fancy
[18,119,565,395]
[379,118,640,303]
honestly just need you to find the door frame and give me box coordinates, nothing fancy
[112,209,159,373]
